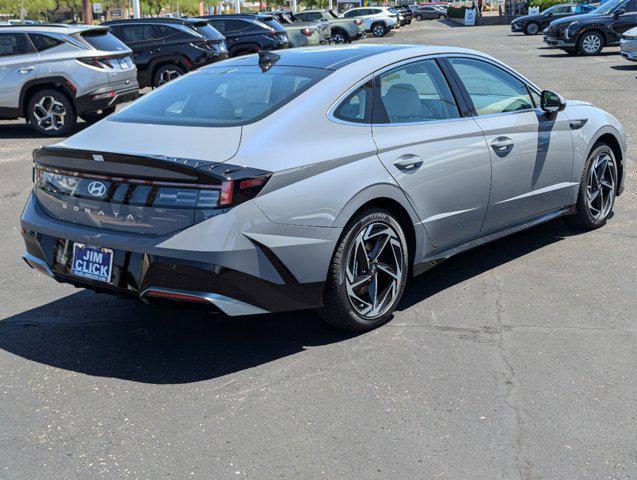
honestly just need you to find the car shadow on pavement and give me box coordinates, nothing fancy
[0,122,88,140]
[539,51,619,58]
[0,219,583,385]
[397,218,578,311]
[610,64,637,71]
[0,292,356,384]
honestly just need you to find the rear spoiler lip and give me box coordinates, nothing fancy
[33,146,271,184]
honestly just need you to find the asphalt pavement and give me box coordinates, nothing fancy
[0,20,635,479]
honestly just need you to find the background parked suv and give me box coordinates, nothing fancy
[544,0,637,55]
[510,3,595,35]
[103,18,227,88]
[340,7,398,37]
[413,5,448,21]
[295,10,366,43]
[200,15,288,57]
[0,24,138,136]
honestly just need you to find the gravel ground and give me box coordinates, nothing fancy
[0,20,635,480]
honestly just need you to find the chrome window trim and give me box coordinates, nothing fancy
[327,52,545,128]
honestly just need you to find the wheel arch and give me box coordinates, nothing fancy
[591,130,625,195]
[333,184,426,274]
[20,77,76,117]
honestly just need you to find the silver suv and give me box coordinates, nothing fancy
[0,24,139,136]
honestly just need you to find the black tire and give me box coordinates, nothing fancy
[415,14,423,21]
[79,106,116,124]
[317,208,409,331]
[439,14,446,20]
[564,143,618,230]
[152,64,185,88]
[577,31,604,56]
[331,29,350,44]
[26,88,76,137]
[524,21,540,35]
[371,22,386,37]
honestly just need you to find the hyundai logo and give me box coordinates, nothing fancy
[87,181,107,198]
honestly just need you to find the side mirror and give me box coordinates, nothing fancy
[614,8,625,17]
[540,90,566,114]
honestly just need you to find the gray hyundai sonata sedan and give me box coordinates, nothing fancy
[21,45,626,330]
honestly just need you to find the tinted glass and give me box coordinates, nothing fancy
[343,10,357,17]
[28,33,62,52]
[625,0,637,12]
[449,57,533,115]
[0,33,34,57]
[192,23,224,40]
[259,17,287,33]
[378,59,459,123]
[334,81,372,123]
[112,66,330,127]
[78,30,129,51]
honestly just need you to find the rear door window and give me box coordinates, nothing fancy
[27,33,62,52]
[0,33,35,57]
[77,30,129,51]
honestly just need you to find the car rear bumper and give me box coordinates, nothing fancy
[75,84,139,115]
[20,193,335,316]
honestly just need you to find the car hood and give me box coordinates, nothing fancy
[549,12,601,27]
[55,119,241,163]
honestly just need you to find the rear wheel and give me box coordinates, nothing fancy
[371,22,386,37]
[80,106,116,124]
[152,64,185,88]
[578,31,604,55]
[564,144,617,229]
[331,29,349,44]
[318,209,408,331]
[439,14,446,20]
[525,21,540,35]
[27,88,76,137]
[415,13,423,21]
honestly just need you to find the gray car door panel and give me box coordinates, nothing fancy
[371,58,492,248]
[0,33,39,109]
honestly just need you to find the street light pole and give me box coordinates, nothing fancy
[132,0,141,18]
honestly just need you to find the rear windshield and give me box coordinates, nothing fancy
[77,30,129,52]
[259,17,287,33]
[111,65,330,127]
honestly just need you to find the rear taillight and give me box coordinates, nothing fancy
[354,19,363,25]
[218,176,270,207]
[78,57,113,69]
[302,27,313,37]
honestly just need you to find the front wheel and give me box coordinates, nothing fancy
[524,21,539,35]
[415,14,423,21]
[578,31,604,55]
[439,14,446,20]
[318,209,408,331]
[564,144,618,229]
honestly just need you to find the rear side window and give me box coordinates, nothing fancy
[77,30,129,52]
[28,33,62,52]
[333,81,372,124]
[112,65,331,127]
[377,59,460,124]
[448,57,534,115]
[0,33,34,57]
[192,23,225,40]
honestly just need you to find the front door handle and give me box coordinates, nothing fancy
[19,66,35,74]
[393,154,423,172]
[490,136,514,156]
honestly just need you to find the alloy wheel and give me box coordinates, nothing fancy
[586,152,616,221]
[373,25,385,37]
[581,34,601,54]
[332,32,346,44]
[526,22,539,35]
[32,96,66,132]
[345,222,404,319]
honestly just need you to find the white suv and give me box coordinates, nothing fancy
[340,7,399,37]
[0,24,139,136]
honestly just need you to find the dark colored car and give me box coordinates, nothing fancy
[511,3,595,35]
[199,15,288,57]
[413,5,447,20]
[543,0,637,55]
[393,5,414,24]
[103,18,227,88]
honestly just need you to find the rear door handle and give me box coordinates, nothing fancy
[19,66,35,74]
[490,136,514,156]
[393,154,423,172]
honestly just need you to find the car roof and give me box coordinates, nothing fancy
[212,44,483,71]
[102,17,208,25]
[0,23,108,34]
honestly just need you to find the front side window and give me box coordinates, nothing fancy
[333,81,372,123]
[0,33,34,57]
[112,65,330,127]
[377,59,460,124]
[448,57,533,116]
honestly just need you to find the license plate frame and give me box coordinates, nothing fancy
[71,243,114,284]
